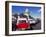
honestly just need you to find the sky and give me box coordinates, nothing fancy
[12,6,41,18]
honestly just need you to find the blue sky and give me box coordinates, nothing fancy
[12,6,41,18]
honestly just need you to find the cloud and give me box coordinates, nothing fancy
[32,16,40,19]
[25,8,29,12]
[38,9,41,13]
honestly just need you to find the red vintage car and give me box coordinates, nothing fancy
[16,21,30,30]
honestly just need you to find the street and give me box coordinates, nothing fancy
[32,22,41,30]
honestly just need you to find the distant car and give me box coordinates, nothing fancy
[28,19,36,24]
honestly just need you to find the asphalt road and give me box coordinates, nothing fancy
[32,22,41,30]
